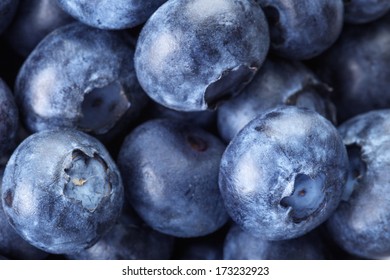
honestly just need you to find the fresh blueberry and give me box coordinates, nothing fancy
[5,0,74,57]
[15,22,147,141]
[313,13,390,122]
[1,129,124,254]
[223,224,326,260]
[343,0,390,24]
[0,78,18,157]
[118,118,229,237]
[57,0,168,30]
[217,56,335,143]
[219,106,348,240]
[327,109,390,259]
[134,0,270,111]
[66,207,174,260]
[0,0,19,34]
[256,0,344,60]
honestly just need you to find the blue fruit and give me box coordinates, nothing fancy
[1,129,124,254]
[327,109,390,259]
[135,0,270,111]
[219,106,348,240]
[15,23,147,141]
[118,118,229,237]
[256,0,344,59]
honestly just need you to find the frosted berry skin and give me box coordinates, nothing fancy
[219,106,348,240]
[57,0,167,30]
[327,110,390,259]
[15,23,147,141]
[134,0,270,111]
[118,119,229,238]
[1,130,124,254]
[256,0,344,60]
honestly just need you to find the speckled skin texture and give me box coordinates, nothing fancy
[0,78,18,157]
[134,0,270,111]
[219,106,348,240]
[1,130,124,254]
[0,170,48,259]
[57,0,167,29]
[223,224,325,260]
[0,0,19,34]
[344,0,390,24]
[118,119,229,237]
[6,0,74,57]
[314,14,390,122]
[327,110,390,259]
[217,57,335,143]
[67,208,174,260]
[15,23,146,140]
[256,0,344,60]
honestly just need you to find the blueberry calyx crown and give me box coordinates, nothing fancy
[280,173,326,223]
[63,149,113,212]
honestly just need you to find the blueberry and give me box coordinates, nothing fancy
[256,0,344,60]
[223,224,326,260]
[57,0,168,30]
[15,22,147,141]
[66,208,174,260]
[327,110,390,259]
[0,78,18,157]
[343,0,390,24]
[217,56,335,143]
[134,0,270,111]
[118,118,229,237]
[0,0,19,34]
[219,106,348,240]
[1,129,124,254]
[313,13,390,122]
[5,0,74,57]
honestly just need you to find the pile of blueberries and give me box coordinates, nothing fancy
[1,0,390,260]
